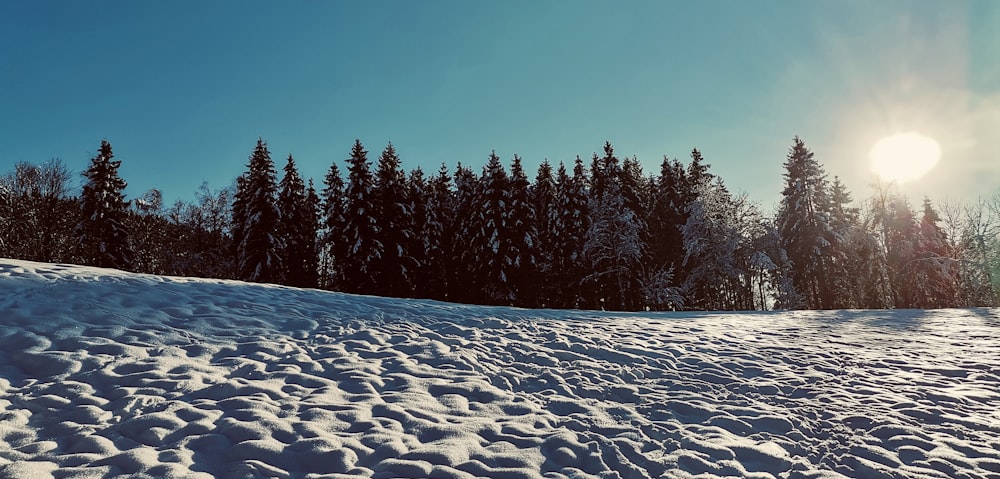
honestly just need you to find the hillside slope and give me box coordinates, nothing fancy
[1,259,998,478]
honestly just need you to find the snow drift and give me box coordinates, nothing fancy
[1,259,998,478]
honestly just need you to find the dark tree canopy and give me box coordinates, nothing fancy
[79,139,131,270]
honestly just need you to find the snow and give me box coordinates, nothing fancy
[1,259,999,478]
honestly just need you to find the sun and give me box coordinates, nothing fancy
[869,132,941,184]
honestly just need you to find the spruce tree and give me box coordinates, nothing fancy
[911,197,958,308]
[508,155,538,306]
[370,142,415,298]
[319,161,346,290]
[422,164,453,301]
[648,157,688,307]
[407,167,431,298]
[776,137,835,309]
[341,140,380,295]
[303,179,321,286]
[551,157,590,308]
[277,154,304,286]
[532,160,559,307]
[232,138,281,283]
[448,163,479,303]
[474,151,514,305]
[79,139,132,269]
[583,142,645,310]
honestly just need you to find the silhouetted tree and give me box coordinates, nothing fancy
[79,139,132,269]
[232,138,281,283]
[340,140,380,294]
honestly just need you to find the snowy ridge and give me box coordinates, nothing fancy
[1,259,999,478]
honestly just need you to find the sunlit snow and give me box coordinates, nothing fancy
[1,259,998,478]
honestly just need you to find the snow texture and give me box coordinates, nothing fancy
[1,259,999,478]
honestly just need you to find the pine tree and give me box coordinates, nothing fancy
[649,157,687,278]
[474,151,515,305]
[549,158,589,308]
[341,140,381,295]
[776,137,836,309]
[370,142,415,298]
[448,163,479,303]
[232,138,281,283]
[909,197,958,308]
[319,161,346,290]
[79,139,132,269]
[407,167,430,299]
[583,142,645,310]
[421,164,453,301]
[303,180,321,286]
[532,160,559,307]
[507,154,538,306]
[277,154,316,287]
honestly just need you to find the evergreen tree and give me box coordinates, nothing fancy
[909,197,959,308]
[277,154,317,287]
[319,161,346,290]
[473,151,516,305]
[583,143,645,310]
[407,167,431,299]
[232,138,281,283]
[370,142,415,297]
[79,139,132,269]
[881,194,919,307]
[649,157,687,279]
[421,164,453,301]
[776,137,835,309]
[549,157,589,308]
[532,160,559,307]
[448,163,479,303]
[303,180,321,286]
[507,155,538,306]
[341,140,381,295]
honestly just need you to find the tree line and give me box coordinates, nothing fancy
[2,137,998,311]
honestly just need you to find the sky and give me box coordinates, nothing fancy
[2,1,998,212]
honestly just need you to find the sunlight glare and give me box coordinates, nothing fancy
[869,132,941,184]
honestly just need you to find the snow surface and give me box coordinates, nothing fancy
[1,259,999,479]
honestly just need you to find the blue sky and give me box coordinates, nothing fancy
[2,1,998,211]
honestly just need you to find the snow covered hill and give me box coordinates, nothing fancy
[1,260,998,479]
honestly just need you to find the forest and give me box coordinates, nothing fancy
[2,137,998,311]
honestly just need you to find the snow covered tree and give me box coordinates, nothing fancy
[319,161,346,290]
[649,157,688,284]
[303,180,321,285]
[370,142,415,298]
[532,160,559,307]
[584,186,645,311]
[507,155,539,306]
[681,178,742,310]
[907,198,959,308]
[340,140,381,295]
[419,164,453,301]
[776,137,835,309]
[549,157,590,308]
[78,139,132,270]
[232,138,281,283]
[0,159,76,263]
[583,142,645,310]
[447,163,479,304]
[277,155,317,288]
[472,151,516,305]
[407,167,432,299]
